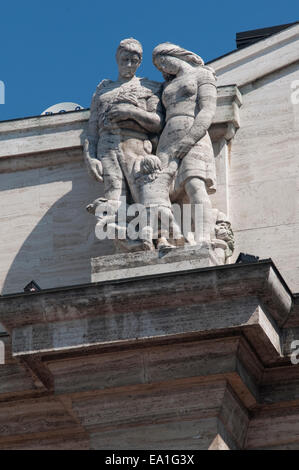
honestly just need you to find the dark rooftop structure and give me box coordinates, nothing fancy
[236,21,299,49]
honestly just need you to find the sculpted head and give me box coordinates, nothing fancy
[215,213,235,253]
[152,43,204,79]
[116,38,143,79]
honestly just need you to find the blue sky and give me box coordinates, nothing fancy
[0,0,298,121]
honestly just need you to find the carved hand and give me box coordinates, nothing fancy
[87,158,104,183]
[167,138,194,160]
[141,155,162,174]
[108,103,137,122]
[83,139,103,183]
[168,128,206,160]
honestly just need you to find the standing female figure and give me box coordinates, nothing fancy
[152,43,217,243]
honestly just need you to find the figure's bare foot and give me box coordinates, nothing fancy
[86,203,95,214]
[86,197,108,215]
[157,237,176,254]
[142,240,155,251]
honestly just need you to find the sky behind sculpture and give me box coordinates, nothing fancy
[0,0,298,121]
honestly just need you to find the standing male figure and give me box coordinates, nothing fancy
[84,38,164,250]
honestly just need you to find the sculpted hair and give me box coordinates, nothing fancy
[153,42,204,68]
[116,38,143,61]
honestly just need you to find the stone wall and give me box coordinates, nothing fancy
[228,62,299,291]
[0,113,115,295]
[210,25,299,292]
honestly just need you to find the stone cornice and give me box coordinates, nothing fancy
[0,259,293,364]
[210,23,299,87]
[0,259,299,448]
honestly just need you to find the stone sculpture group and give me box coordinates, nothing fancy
[84,38,234,264]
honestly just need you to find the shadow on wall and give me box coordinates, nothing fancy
[1,160,115,295]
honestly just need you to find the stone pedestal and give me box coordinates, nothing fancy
[91,243,220,283]
[0,258,299,449]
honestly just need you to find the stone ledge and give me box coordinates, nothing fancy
[0,259,297,449]
[0,259,292,329]
[91,243,220,283]
[0,85,242,173]
[0,259,292,367]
